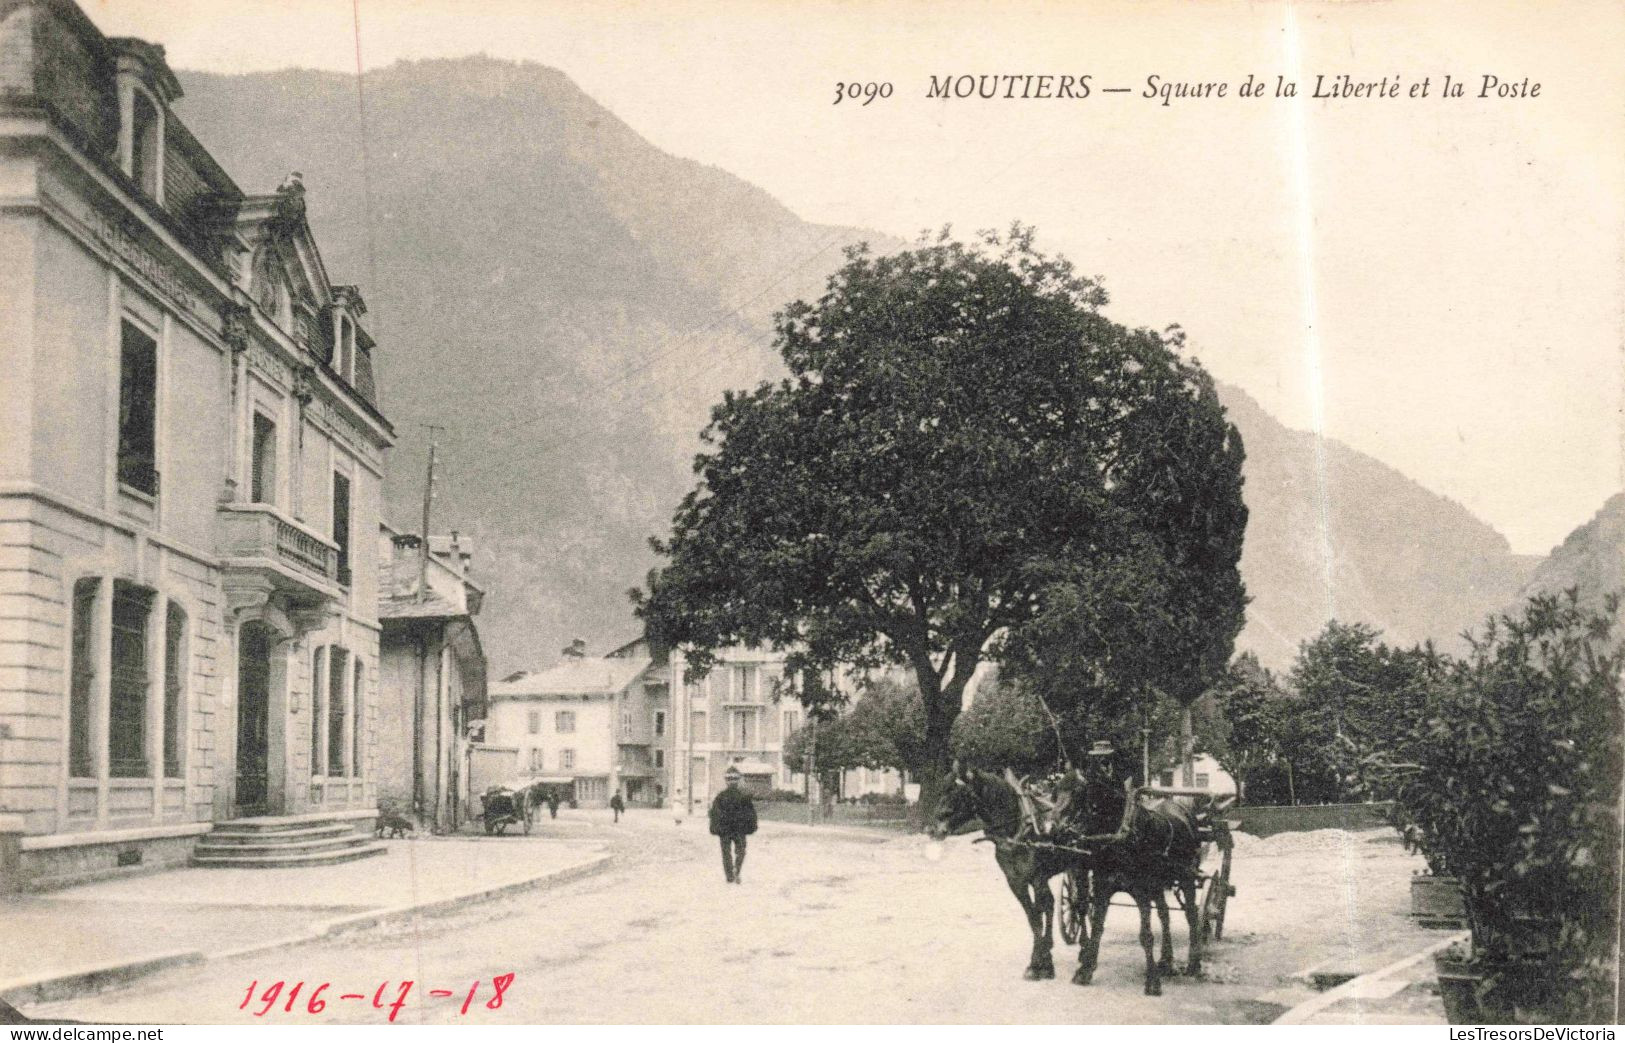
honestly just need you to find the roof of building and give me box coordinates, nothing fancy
[378,594,467,621]
[490,657,653,699]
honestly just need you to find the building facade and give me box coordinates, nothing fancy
[0,0,392,887]
[376,526,486,832]
[667,643,807,813]
[486,654,664,808]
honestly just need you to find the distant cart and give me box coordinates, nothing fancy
[479,780,539,835]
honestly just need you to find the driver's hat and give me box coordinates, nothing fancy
[1087,740,1115,758]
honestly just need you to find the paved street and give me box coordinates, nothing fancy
[21,811,1439,1024]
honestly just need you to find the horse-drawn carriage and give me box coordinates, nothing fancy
[1055,785,1236,948]
[479,779,541,835]
[933,764,1238,996]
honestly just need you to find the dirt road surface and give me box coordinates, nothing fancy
[23,810,1436,1024]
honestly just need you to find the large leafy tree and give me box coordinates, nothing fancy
[635,226,1247,804]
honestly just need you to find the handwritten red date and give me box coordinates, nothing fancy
[239,974,513,1021]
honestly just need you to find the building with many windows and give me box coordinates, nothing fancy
[485,652,668,808]
[0,0,392,887]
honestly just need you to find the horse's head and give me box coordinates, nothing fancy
[929,762,982,840]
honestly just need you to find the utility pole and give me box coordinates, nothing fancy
[418,426,441,602]
[806,715,818,827]
[1141,708,1152,788]
[686,689,696,818]
[1180,704,1195,787]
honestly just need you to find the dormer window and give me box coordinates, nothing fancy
[130,91,161,198]
[110,39,179,207]
[117,77,165,205]
[333,313,357,383]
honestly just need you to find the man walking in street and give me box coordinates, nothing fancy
[708,766,758,883]
[610,790,625,823]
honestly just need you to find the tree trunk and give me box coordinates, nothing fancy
[912,698,954,830]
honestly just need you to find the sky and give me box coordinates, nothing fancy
[85,0,1625,555]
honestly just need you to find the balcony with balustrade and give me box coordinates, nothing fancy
[217,503,341,605]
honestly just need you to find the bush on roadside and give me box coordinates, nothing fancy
[1356,590,1621,1023]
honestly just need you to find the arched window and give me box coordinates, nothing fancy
[351,656,365,777]
[163,602,187,778]
[310,645,326,776]
[68,578,99,779]
[327,646,348,776]
[109,581,156,777]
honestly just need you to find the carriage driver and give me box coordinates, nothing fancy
[1026,741,1113,836]
[1071,739,1128,836]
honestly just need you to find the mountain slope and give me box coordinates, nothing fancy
[1218,385,1540,666]
[1504,493,1625,618]
[174,58,1539,673]
[176,58,895,669]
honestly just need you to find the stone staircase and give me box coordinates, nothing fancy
[192,810,385,868]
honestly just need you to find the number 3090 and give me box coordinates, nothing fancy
[834,82,893,106]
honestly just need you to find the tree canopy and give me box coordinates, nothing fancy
[1198,652,1287,804]
[783,676,927,777]
[635,225,1248,794]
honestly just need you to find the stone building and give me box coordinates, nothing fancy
[376,526,486,832]
[0,0,392,886]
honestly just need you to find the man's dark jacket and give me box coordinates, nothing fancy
[708,786,758,837]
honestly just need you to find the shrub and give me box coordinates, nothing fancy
[1359,591,1621,1022]
[858,791,908,805]
[766,788,807,803]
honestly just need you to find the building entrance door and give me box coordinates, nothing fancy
[235,621,272,815]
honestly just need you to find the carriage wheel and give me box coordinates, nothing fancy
[1201,821,1236,941]
[522,809,533,835]
[1059,869,1092,946]
[1198,880,1220,941]
[1212,828,1235,940]
[1058,870,1082,946]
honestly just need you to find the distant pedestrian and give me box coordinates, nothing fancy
[708,766,758,883]
[547,790,561,819]
[610,791,625,823]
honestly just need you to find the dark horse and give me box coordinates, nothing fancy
[930,767,1083,981]
[932,767,1201,995]
[1071,777,1205,995]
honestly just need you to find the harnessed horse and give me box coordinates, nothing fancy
[930,767,1085,980]
[931,767,1204,995]
[1071,777,1205,994]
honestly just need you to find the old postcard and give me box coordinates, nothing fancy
[0,0,1620,1030]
